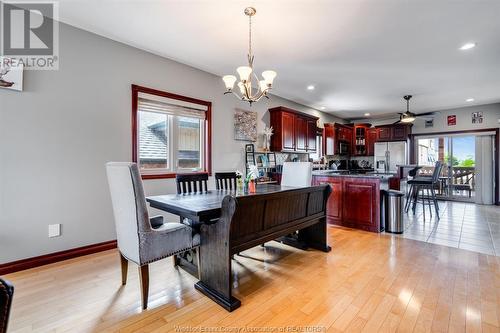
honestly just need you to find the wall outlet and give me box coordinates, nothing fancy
[48,224,61,238]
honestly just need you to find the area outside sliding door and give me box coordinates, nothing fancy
[415,135,476,202]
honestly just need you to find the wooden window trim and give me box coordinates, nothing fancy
[131,84,212,180]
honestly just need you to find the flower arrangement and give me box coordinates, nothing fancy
[245,165,259,193]
[263,126,274,151]
[246,165,259,182]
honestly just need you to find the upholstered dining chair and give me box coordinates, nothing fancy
[281,162,313,187]
[0,278,14,333]
[106,162,200,310]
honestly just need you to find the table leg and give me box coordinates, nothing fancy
[195,211,241,312]
[297,218,331,252]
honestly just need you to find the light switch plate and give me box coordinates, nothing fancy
[48,224,61,238]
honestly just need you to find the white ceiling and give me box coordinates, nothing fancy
[56,0,500,119]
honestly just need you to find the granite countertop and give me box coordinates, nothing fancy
[312,170,397,180]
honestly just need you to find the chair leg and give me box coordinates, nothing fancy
[404,184,412,212]
[139,265,149,310]
[412,186,419,214]
[405,185,415,213]
[421,187,426,221]
[431,187,440,219]
[172,254,178,267]
[120,253,128,285]
[426,188,432,218]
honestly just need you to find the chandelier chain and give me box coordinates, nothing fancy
[248,14,252,62]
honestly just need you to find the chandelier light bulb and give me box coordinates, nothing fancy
[237,66,252,82]
[262,70,277,86]
[222,75,237,90]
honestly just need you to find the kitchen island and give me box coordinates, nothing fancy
[312,171,399,233]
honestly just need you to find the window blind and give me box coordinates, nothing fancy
[138,93,207,120]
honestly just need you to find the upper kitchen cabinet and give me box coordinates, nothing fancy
[366,128,377,156]
[324,123,353,156]
[353,123,371,156]
[269,106,319,152]
[375,124,412,142]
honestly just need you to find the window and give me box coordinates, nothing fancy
[132,85,211,179]
[309,135,323,161]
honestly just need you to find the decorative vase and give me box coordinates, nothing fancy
[248,180,256,193]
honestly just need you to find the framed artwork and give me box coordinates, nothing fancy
[447,115,457,126]
[0,58,24,91]
[234,109,257,141]
[472,112,483,124]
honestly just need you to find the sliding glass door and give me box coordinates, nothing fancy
[416,135,476,202]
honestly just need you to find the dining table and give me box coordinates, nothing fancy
[146,184,331,311]
[146,184,294,224]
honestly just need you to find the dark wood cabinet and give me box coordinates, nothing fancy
[375,124,412,142]
[281,112,295,150]
[313,175,380,232]
[324,124,335,155]
[295,116,307,151]
[366,128,377,156]
[392,125,410,141]
[353,124,372,156]
[269,107,319,152]
[313,176,342,223]
[307,120,317,152]
[324,123,354,155]
[342,178,380,232]
[377,127,392,141]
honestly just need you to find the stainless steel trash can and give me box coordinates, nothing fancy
[384,190,404,234]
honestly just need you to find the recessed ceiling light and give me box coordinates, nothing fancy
[460,42,476,50]
[364,113,371,117]
[307,85,315,90]
[466,98,474,102]
[320,106,326,110]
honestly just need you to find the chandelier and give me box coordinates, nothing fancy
[222,7,277,105]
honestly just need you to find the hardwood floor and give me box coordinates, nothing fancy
[5,226,500,332]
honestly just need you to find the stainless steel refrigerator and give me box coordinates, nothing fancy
[374,141,408,173]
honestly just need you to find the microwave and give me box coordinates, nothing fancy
[339,141,349,155]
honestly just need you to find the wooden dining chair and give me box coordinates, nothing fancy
[176,173,209,194]
[0,278,14,333]
[215,172,238,190]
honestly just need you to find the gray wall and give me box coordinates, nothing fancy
[351,103,500,132]
[0,23,343,263]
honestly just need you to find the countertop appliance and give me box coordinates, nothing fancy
[375,141,408,173]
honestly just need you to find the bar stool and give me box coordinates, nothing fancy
[403,166,422,212]
[406,161,443,219]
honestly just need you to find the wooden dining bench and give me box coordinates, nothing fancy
[194,184,331,311]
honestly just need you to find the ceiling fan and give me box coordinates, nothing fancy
[394,95,435,124]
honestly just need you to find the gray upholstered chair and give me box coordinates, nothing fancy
[0,278,14,333]
[106,162,200,310]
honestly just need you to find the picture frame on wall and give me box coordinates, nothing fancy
[234,109,258,142]
[447,115,457,126]
[472,111,483,124]
[0,57,24,91]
